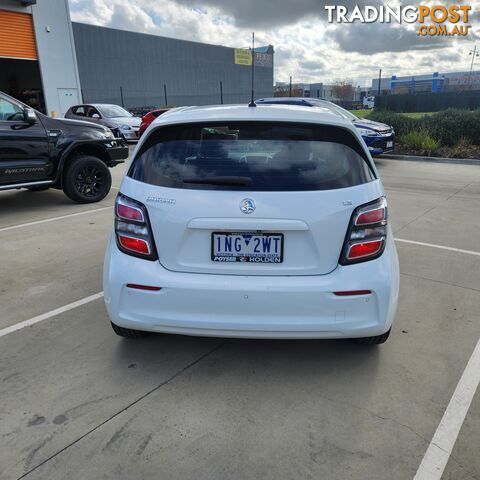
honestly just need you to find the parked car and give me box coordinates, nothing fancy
[104,104,399,344]
[138,108,170,138]
[256,97,395,155]
[65,103,141,141]
[0,91,128,203]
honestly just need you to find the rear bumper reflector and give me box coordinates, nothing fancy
[333,290,372,296]
[126,284,162,291]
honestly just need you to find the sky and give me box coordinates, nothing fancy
[68,0,480,87]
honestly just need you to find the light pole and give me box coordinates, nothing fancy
[377,68,382,97]
[468,45,479,87]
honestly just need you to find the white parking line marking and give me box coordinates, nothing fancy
[414,337,480,480]
[396,238,480,257]
[0,206,113,233]
[0,292,104,338]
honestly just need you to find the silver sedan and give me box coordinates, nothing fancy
[65,103,141,141]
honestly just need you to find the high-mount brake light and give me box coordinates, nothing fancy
[114,194,158,260]
[340,197,387,265]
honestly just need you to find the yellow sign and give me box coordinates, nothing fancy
[234,48,252,66]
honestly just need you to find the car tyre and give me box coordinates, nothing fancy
[111,322,146,338]
[352,328,391,345]
[63,155,111,203]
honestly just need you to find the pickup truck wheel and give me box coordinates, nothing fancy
[63,156,111,203]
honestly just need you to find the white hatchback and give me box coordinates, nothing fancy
[103,104,399,344]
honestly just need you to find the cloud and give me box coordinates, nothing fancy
[298,59,326,72]
[171,0,381,28]
[68,0,480,87]
[331,23,446,55]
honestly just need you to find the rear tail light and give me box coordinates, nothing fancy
[340,197,387,265]
[118,235,151,255]
[347,240,383,259]
[117,202,144,222]
[115,194,158,260]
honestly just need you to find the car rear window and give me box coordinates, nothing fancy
[128,121,375,191]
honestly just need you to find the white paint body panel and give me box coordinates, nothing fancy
[104,104,399,338]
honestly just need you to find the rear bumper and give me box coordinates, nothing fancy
[103,233,399,339]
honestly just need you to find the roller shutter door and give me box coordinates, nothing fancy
[0,10,37,60]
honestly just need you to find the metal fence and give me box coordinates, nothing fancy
[80,86,272,110]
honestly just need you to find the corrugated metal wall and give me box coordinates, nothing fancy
[72,23,273,108]
[0,9,37,60]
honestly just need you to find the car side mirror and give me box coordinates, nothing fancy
[24,108,36,124]
[92,113,100,119]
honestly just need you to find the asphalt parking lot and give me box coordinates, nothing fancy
[1,152,479,480]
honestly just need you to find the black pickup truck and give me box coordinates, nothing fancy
[0,91,129,203]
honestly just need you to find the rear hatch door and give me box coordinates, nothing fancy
[123,120,382,276]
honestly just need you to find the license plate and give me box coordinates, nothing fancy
[212,232,284,263]
[386,141,393,148]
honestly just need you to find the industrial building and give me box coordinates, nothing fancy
[372,71,480,95]
[273,81,368,103]
[0,0,81,116]
[73,23,274,109]
[0,0,274,116]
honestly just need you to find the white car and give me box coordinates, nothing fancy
[103,104,399,344]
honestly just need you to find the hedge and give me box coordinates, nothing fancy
[367,109,480,146]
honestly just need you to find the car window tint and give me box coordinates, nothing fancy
[97,105,132,118]
[0,97,23,122]
[86,107,100,118]
[128,121,375,191]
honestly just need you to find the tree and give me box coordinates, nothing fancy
[331,80,355,100]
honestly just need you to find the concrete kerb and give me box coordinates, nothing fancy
[378,154,480,166]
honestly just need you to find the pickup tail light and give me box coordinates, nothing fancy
[115,194,158,260]
[340,197,387,265]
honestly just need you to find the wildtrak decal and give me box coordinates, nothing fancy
[4,167,45,174]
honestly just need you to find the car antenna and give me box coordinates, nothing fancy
[248,32,256,107]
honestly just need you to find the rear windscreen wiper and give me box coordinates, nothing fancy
[183,176,252,186]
